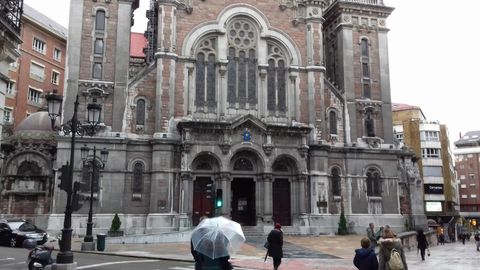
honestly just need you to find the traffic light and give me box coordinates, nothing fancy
[215,189,223,209]
[57,164,71,192]
[71,193,82,211]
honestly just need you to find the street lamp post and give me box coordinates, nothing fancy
[80,145,108,243]
[45,90,103,265]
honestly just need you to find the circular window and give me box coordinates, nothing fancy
[227,19,256,49]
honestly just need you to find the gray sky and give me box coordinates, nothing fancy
[24,0,478,143]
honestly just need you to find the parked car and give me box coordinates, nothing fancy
[0,219,48,248]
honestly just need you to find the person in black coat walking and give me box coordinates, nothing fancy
[416,229,429,261]
[267,223,283,270]
[353,237,378,270]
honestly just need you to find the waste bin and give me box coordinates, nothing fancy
[96,233,106,251]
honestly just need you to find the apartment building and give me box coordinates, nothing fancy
[393,103,458,238]
[4,4,67,132]
[454,131,480,231]
[0,0,23,140]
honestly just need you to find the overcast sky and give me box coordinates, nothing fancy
[24,0,478,144]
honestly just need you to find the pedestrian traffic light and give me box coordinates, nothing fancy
[215,189,223,208]
[57,164,71,192]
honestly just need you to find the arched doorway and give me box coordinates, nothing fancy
[272,157,296,226]
[230,151,263,226]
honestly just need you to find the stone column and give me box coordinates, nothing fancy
[263,173,273,223]
[298,174,308,214]
[179,172,192,228]
[218,172,231,217]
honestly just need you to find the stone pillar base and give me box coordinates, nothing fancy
[178,213,190,228]
[81,242,95,251]
[50,262,77,270]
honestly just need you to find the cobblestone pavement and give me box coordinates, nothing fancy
[69,235,480,270]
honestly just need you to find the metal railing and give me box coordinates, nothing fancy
[0,0,23,34]
[330,0,384,6]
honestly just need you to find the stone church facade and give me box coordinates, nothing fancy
[45,0,415,235]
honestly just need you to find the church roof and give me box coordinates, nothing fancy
[15,111,55,133]
[130,32,147,58]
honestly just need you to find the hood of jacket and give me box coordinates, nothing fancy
[355,247,375,259]
[379,237,402,250]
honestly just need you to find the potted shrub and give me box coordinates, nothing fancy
[108,213,124,237]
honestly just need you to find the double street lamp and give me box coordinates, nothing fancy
[80,144,108,243]
[45,90,103,265]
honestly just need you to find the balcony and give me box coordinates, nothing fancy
[0,0,23,38]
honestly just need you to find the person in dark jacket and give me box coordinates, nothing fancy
[267,223,283,270]
[378,228,408,270]
[353,237,378,270]
[416,229,429,261]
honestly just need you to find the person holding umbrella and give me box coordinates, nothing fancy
[267,223,284,270]
[191,216,245,270]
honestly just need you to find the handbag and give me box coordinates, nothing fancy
[427,248,431,256]
[264,241,269,249]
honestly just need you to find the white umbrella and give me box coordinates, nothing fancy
[191,216,246,259]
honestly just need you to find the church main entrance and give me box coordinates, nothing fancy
[231,178,256,226]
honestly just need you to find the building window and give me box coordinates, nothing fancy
[266,43,287,113]
[95,10,106,31]
[94,39,104,55]
[461,194,468,199]
[364,109,375,137]
[461,184,467,188]
[470,183,476,187]
[33,38,46,54]
[51,71,60,85]
[195,44,217,109]
[471,194,478,198]
[53,48,62,61]
[420,131,439,141]
[394,132,404,142]
[225,19,258,110]
[92,62,102,79]
[422,148,440,158]
[469,174,475,180]
[81,161,100,193]
[329,110,337,135]
[360,38,371,99]
[366,168,381,196]
[132,162,144,195]
[136,99,145,125]
[28,88,42,103]
[4,107,12,123]
[30,62,45,81]
[331,167,341,196]
[6,80,15,95]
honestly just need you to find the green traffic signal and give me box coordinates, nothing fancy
[215,189,223,209]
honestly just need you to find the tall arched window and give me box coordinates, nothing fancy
[267,43,287,113]
[331,167,341,196]
[95,10,106,31]
[132,162,144,194]
[360,38,371,99]
[136,99,145,125]
[329,110,337,135]
[226,18,258,108]
[195,38,217,109]
[364,109,375,137]
[366,167,381,196]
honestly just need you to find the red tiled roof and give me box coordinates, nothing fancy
[130,32,147,58]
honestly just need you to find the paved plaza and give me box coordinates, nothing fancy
[67,235,480,270]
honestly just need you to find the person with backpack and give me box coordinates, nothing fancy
[353,237,378,270]
[378,228,408,270]
[474,231,480,251]
[416,229,429,261]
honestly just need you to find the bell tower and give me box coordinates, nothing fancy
[64,0,139,131]
[323,0,394,144]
